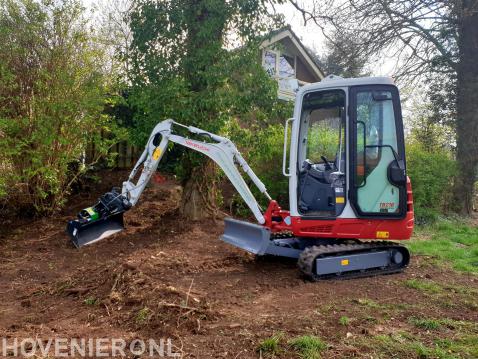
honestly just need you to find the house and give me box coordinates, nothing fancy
[260,27,325,100]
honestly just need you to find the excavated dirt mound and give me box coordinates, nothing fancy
[0,170,477,358]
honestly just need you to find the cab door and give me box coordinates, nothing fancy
[349,85,407,218]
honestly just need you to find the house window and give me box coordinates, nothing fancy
[262,49,298,101]
[279,54,295,78]
[264,50,278,76]
[263,50,296,79]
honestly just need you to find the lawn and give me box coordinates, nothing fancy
[407,220,478,274]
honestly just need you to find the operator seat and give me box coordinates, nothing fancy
[298,159,336,215]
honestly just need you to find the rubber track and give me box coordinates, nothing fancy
[298,241,410,281]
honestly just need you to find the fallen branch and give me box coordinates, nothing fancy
[158,302,202,313]
[63,287,94,295]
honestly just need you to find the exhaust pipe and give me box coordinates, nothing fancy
[66,189,131,248]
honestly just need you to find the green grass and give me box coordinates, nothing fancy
[83,297,98,306]
[258,333,327,358]
[257,332,283,357]
[339,316,350,326]
[408,221,478,274]
[354,298,383,308]
[403,278,478,311]
[404,278,442,294]
[409,317,441,330]
[358,333,468,359]
[135,307,150,324]
[438,318,478,332]
[354,318,478,359]
[288,335,326,359]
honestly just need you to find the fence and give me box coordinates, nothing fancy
[86,140,141,169]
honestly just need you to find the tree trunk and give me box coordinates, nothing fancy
[178,0,227,219]
[180,162,219,220]
[453,0,478,214]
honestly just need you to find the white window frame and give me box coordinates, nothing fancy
[262,49,280,77]
[262,49,297,79]
[262,49,299,101]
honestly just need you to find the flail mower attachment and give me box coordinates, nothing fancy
[66,189,132,248]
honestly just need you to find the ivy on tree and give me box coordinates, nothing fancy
[127,0,289,219]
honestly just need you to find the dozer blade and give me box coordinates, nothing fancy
[66,213,124,248]
[221,217,271,255]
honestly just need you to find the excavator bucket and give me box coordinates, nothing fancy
[221,217,271,255]
[66,189,131,248]
[66,213,124,248]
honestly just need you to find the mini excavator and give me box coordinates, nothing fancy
[67,76,414,280]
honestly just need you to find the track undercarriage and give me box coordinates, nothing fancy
[297,241,410,280]
[222,218,410,280]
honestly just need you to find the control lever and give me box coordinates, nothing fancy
[321,156,332,170]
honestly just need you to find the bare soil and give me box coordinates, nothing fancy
[0,170,477,358]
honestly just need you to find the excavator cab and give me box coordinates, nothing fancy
[291,77,408,221]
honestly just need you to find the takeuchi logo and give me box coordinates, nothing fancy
[185,139,210,152]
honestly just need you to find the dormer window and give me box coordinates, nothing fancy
[263,50,279,76]
[263,50,296,79]
[260,28,325,101]
[279,54,295,78]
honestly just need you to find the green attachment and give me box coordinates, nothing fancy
[82,207,100,221]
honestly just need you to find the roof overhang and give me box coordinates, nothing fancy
[260,28,325,81]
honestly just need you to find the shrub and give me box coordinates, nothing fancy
[406,142,456,224]
[223,119,291,212]
[0,0,124,215]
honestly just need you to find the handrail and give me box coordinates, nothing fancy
[282,118,294,177]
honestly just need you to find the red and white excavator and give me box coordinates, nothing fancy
[67,75,414,280]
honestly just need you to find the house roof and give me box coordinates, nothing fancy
[260,26,325,81]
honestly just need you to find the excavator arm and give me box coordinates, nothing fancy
[67,119,272,247]
[123,119,271,222]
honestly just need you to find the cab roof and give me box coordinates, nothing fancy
[299,75,396,94]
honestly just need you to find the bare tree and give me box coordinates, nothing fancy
[287,0,478,214]
[318,29,370,77]
[288,0,457,79]
[95,0,133,77]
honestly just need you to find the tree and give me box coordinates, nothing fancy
[288,0,478,214]
[318,30,369,77]
[126,0,286,219]
[408,102,455,153]
[96,0,133,78]
[0,0,124,214]
[454,0,478,214]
